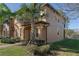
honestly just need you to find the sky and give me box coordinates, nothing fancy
[51,3,79,30]
[5,3,79,30]
[5,3,21,12]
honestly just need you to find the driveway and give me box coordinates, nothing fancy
[0,42,22,48]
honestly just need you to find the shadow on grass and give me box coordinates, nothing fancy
[49,39,79,54]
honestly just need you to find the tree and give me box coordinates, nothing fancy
[16,3,46,44]
[57,3,79,20]
[0,3,11,38]
[65,29,75,38]
[0,3,11,24]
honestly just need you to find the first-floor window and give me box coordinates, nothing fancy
[57,31,59,35]
[36,28,39,38]
[4,31,5,36]
[20,28,22,37]
[35,28,41,40]
[15,29,18,37]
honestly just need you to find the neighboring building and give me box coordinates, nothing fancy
[3,20,9,38]
[2,4,66,43]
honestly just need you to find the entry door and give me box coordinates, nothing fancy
[24,29,30,41]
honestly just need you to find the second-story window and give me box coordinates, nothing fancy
[35,28,39,40]
[20,28,22,37]
[57,31,59,35]
[58,19,59,23]
[64,24,65,28]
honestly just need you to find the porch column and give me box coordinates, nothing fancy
[20,26,25,41]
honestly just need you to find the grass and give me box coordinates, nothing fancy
[49,39,79,56]
[50,39,79,50]
[0,45,39,56]
[0,39,79,56]
[0,46,28,56]
[0,44,50,56]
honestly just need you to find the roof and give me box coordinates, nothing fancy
[43,4,67,21]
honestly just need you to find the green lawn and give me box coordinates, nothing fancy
[0,44,39,56]
[49,39,79,56]
[0,39,79,56]
[0,46,27,56]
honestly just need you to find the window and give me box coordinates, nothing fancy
[57,31,59,35]
[58,19,59,23]
[4,31,5,36]
[15,29,18,37]
[64,24,65,28]
[36,29,39,38]
[5,29,7,36]
[35,28,41,40]
[20,28,22,36]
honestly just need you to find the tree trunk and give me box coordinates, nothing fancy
[0,25,3,38]
[30,19,36,44]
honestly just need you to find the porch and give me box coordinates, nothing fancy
[21,21,49,45]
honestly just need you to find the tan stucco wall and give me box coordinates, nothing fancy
[44,6,65,43]
[36,26,47,40]
[3,23,9,37]
[14,19,24,40]
[14,19,30,41]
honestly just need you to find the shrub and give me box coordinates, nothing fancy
[25,44,57,56]
[1,37,15,43]
[25,45,38,55]
[15,37,20,42]
[34,45,50,56]
[1,37,20,44]
[33,40,46,46]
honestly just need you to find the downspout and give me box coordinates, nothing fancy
[46,27,47,44]
[64,21,65,39]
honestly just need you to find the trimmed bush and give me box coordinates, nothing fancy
[1,37,20,44]
[25,45,38,56]
[1,37,15,44]
[25,44,57,56]
[15,37,20,42]
[34,45,50,56]
[31,40,45,46]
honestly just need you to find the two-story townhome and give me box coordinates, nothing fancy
[2,4,66,44]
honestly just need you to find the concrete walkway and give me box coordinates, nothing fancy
[0,42,22,49]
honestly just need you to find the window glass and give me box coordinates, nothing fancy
[36,29,38,38]
[57,31,59,35]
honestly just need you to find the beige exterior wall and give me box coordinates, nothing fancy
[14,19,24,40]
[35,25,47,41]
[3,23,9,37]
[44,6,65,43]
[14,19,30,41]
